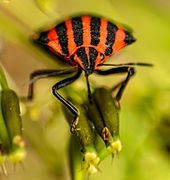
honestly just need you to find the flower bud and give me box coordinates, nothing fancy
[88,88,122,156]
[0,66,26,167]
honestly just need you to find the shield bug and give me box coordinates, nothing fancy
[25,15,152,132]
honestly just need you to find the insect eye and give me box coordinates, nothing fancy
[70,55,76,62]
[100,53,105,61]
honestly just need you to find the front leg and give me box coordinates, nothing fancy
[52,70,82,133]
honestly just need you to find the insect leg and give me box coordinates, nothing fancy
[95,67,135,101]
[23,68,77,100]
[52,70,82,133]
[85,75,92,104]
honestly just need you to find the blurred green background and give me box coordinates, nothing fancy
[0,0,170,180]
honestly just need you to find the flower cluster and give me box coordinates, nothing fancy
[63,88,122,175]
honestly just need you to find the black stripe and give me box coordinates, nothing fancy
[89,47,98,69]
[76,47,88,70]
[55,22,69,56]
[105,21,118,56]
[72,17,83,47]
[90,17,101,46]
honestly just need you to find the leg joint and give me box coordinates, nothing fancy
[128,67,136,76]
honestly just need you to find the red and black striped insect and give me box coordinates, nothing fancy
[26,15,151,132]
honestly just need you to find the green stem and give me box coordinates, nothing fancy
[0,66,9,90]
[97,147,110,163]
[69,136,85,180]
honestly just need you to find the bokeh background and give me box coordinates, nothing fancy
[0,0,170,180]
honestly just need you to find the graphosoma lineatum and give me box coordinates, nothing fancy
[37,15,135,75]
[25,15,152,133]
